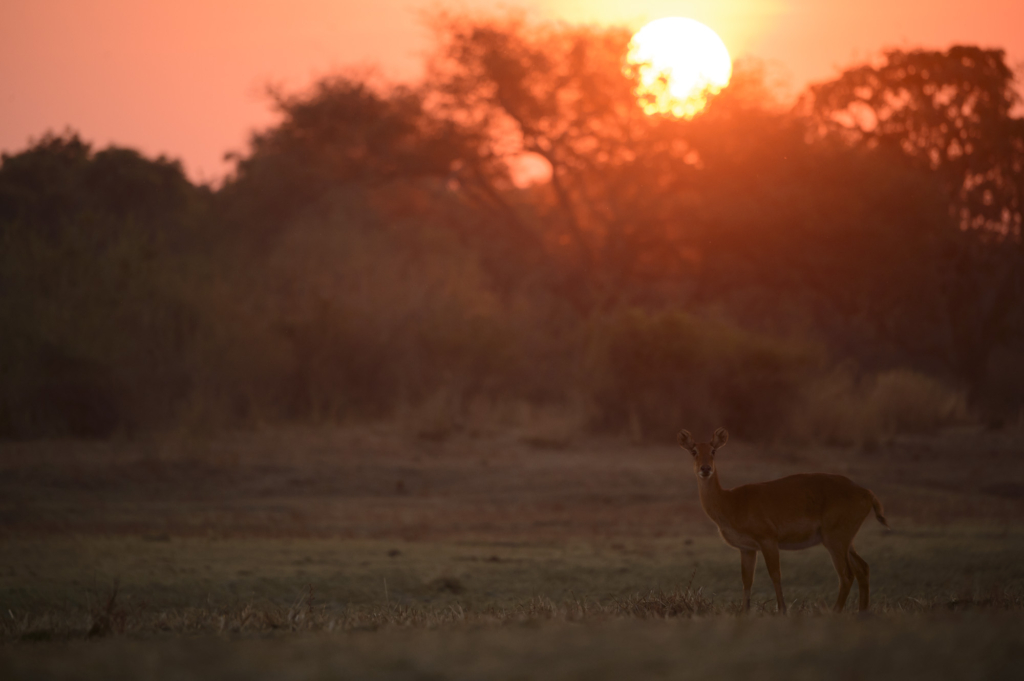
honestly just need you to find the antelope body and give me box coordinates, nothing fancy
[679,427,888,613]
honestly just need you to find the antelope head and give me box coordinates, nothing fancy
[678,427,729,480]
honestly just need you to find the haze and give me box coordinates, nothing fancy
[2,0,1022,181]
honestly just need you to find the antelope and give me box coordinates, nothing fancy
[679,427,889,613]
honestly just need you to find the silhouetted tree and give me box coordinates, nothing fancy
[809,47,1024,400]
[0,131,203,241]
[218,78,472,242]
[0,133,210,437]
[430,17,718,306]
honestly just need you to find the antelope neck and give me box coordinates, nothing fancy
[697,471,727,516]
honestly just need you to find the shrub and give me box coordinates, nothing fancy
[789,366,969,446]
[586,309,819,441]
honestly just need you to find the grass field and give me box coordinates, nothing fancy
[2,424,1024,678]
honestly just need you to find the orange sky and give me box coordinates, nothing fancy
[2,0,1022,183]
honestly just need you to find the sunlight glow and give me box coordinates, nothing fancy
[627,17,733,118]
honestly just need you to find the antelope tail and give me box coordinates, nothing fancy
[871,493,890,529]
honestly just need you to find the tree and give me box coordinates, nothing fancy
[0,131,202,241]
[809,47,1024,401]
[0,133,211,437]
[429,17,717,306]
[218,78,471,242]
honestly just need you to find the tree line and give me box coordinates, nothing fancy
[2,17,1022,441]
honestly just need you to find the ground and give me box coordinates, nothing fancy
[2,423,1023,679]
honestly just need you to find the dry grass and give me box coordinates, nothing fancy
[1,422,1022,541]
[2,426,1024,678]
[3,526,1024,645]
[6,579,1024,644]
[0,587,719,642]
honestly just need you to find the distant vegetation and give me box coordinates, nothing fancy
[2,17,1022,441]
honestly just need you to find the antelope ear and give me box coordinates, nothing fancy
[712,427,729,449]
[677,430,694,450]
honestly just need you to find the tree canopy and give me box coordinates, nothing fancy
[810,46,1024,400]
[3,19,1023,439]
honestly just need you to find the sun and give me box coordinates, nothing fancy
[627,17,732,118]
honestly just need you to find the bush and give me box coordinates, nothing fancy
[870,370,969,433]
[789,367,969,446]
[237,196,532,423]
[586,309,819,441]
